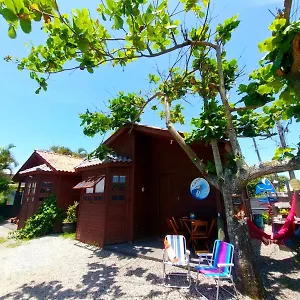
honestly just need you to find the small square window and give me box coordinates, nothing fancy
[112,195,125,201]
[112,175,126,191]
[112,176,119,183]
[95,178,105,193]
[86,187,93,194]
[40,182,53,194]
[94,195,103,201]
[84,195,92,201]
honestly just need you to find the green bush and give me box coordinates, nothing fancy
[261,212,271,224]
[63,201,78,223]
[10,194,63,240]
[279,208,289,215]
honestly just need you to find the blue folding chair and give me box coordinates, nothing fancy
[195,240,238,300]
[162,235,191,288]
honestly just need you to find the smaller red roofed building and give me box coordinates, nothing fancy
[13,150,83,229]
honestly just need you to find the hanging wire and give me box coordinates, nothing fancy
[291,0,300,21]
[291,0,295,20]
[296,0,300,20]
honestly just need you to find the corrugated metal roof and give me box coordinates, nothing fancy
[76,153,131,169]
[35,150,83,173]
[19,164,53,174]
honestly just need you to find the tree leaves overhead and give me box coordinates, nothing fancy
[0,0,299,159]
[215,14,240,44]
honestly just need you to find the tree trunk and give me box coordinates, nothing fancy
[222,178,266,299]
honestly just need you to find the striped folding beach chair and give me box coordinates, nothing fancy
[162,235,191,288]
[195,240,238,300]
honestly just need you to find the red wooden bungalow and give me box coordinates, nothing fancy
[13,150,82,229]
[74,124,229,247]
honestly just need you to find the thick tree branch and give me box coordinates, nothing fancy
[163,95,219,189]
[215,42,246,171]
[210,140,224,180]
[248,156,300,182]
[129,92,164,131]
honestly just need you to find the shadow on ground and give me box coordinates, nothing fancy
[0,247,237,300]
[259,251,300,300]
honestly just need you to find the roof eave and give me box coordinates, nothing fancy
[76,161,132,172]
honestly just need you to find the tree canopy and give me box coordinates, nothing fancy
[49,145,87,158]
[1,0,300,297]
[0,144,18,204]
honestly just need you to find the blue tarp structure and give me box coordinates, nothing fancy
[255,178,278,203]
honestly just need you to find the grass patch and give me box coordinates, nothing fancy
[6,240,23,248]
[60,232,76,239]
[0,237,6,244]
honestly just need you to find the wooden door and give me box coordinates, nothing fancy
[105,171,129,244]
[158,173,179,236]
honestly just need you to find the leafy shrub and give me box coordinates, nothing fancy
[279,208,289,215]
[10,194,63,240]
[60,232,76,239]
[63,201,79,223]
[261,212,271,224]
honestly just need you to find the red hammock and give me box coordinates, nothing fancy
[247,193,296,244]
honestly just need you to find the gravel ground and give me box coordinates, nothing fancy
[257,227,300,300]
[0,223,298,300]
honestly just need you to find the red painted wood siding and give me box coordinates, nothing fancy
[133,134,221,239]
[18,173,80,230]
[76,169,108,247]
[105,168,130,245]
[76,200,106,247]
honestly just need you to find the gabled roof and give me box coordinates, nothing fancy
[19,164,52,174]
[35,150,83,173]
[13,150,84,181]
[104,124,176,147]
[76,153,132,169]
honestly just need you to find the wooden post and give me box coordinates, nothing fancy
[276,121,295,180]
[252,137,262,165]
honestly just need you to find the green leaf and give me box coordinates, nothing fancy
[203,0,210,7]
[4,0,16,13]
[0,8,18,21]
[33,11,42,21]
[272,147,295,161]
[268,18,286,31]
[78,38,89,52]
[114,15,124,29]
[20,19,32,34]
[106,0,114,10]
[258,37,274,52]
[12,0,24,13]
[257,84,273,95]
[8,26,16,39]
[87,67,94,74]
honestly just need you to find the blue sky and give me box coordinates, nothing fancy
[0,0,299,178]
